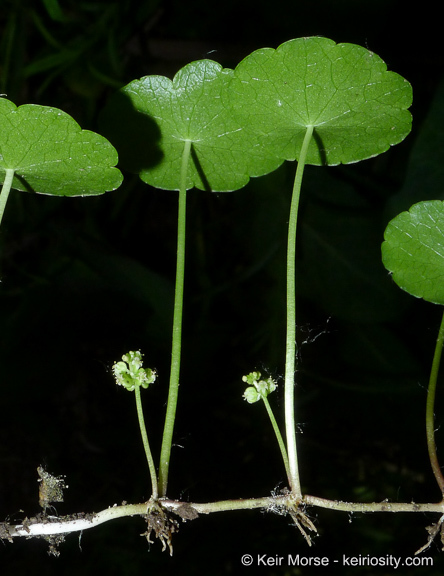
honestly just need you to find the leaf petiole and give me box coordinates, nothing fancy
[426,309,444,497]
[158,139,191,497]
[0,168,14,227]
[285,124,314,498]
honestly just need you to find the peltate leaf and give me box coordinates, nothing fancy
[99,59,283,192]
[228,37,413,165]
[0,98,123,195]
[382,200,444,305]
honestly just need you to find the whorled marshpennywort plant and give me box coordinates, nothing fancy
[3,36,444,556]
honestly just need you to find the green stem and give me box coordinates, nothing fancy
[426,309,444,497]
[284,125,314,498]
[134,386,158,499]
[158,139,191,497]
[262,395,291,484]
[0,168,15,227]
[8,495,444,542]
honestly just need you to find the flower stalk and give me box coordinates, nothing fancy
[113,351,158,499]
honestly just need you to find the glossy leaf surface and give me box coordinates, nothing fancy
[228,37,413,166]
[382,200,444,304]
[0,98,122,195]
[100,59,282,192]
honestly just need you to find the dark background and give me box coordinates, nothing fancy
[1,0,444,573]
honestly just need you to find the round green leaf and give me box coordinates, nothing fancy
[0,98,123,196]
[382,200,444,304]
[228,37,413,166]
[100,59,283,192]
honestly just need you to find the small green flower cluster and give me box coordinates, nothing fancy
[242,371,277,404]
[113,351,156,391]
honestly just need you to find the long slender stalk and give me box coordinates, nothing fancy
[0,168,14,227]
[426,309,444,497]
[158,139,191,497]
[134,386,158,499]
[284,125,314,498]
[262,395,291,484]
